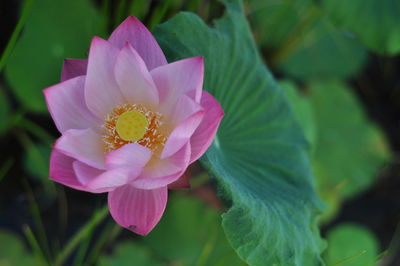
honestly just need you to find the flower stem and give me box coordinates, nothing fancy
[54,205,109,266]
[23,224,49,265]
[0,0,33,73]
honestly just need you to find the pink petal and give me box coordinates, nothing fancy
[131,143,191,189]
[168,173,190,189]
[161,96,204,159]
[86,167,142,193]
[54,128,105,169]
[109,16,167,70]
[85,37,124,119]
[114,43,158,106]
[169,94,203,125]
[108,185,168,235]
[61,59,88,82]
[151,57,204,113]
[73,159,143,193]
[190,91,224,163]
[44,76,101,133]
[73,160,103,186]
[105,143,152,169]
[49,150,86,191]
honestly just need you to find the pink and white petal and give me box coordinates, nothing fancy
[133,161,180,189]
[109,16,167,70]
[150,57,204,109]
[105,143,152,170]
[54,129,105,169]
[73,160,103,186]
[44,76,101,133]
[168,94,203,126]
[132,143,191,189]
[168,173,190,189]
[161,97,204,159]
[114,44,158,106]
[49,150,86,191]
[108,185,168,235]
[85,166,143,193]
[61,59,88,82]
[85,37,124,119]
[190,91,224,163]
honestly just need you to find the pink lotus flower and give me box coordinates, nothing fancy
[44,17,223,235]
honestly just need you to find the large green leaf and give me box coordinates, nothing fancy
[325,223,379,266]
[23,142,55,197]
[322,0,400,56]
[145,195,244,266]
[99,242,163,266]
[247,0,367,80]
[247,0,313,49]
[281,80,390,222]
[5,0,105,112]
[281,80,317,148]
[154,0,325,265]
[24,143,50,181]
[278,18,367,80]
[310,81,389,199]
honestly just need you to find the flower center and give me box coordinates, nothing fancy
[102,104,167,154]
[115,110,148,142]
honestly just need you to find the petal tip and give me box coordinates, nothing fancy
[90,36,108,47]
[125,15,141,24]
[194,56,204,62]
[42,86,51,96]
[109,15,167,69]
[192,56,204,68]
[114,16,146,36]
[108,186,168,236]
[92,36,103,42]
[126,224,153,235]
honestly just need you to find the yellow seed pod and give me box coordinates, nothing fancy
[115,110,149,142]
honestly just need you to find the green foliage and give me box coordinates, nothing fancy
[54,206,109,266]
[0,230,39,266]
[128,0,151,21]
[325,223,379,266]
[0,0,33,73]
[99,242,163,266]
[145,195,244,265]
[323,0,400,56]
[309,81,389,198]
[309,81,389,222]
[154,0,325,265]
[281,80,316,148]
[24,143,50,181]
[248,0,314,49]
[248,0,368,80]
[279,18,367,80]
[23,142,55,197]
[5,0,105,112]
[282,80,390,223]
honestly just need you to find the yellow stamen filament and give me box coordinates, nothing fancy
[102,104,167,154]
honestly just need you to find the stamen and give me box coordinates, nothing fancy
[102,104,167,154]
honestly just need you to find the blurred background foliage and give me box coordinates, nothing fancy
[0,0,399,265]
